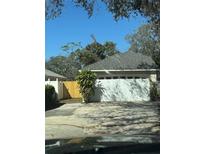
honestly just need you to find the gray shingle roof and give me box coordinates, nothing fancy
[83,51,156,70]
[45,69,67,79]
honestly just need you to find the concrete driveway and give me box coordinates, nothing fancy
[45,101,160,142]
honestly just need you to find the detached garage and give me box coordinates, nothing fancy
[83,51,159,102]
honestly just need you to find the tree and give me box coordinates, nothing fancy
[85,42,106,59]
[104,41,118,57]
[46,40,119,79]
[61,42,82,53]
[76,48,100,66]
[126,23,160,68]
[46,0,160,35]
[45,56,67,75]
[62,40,119,67]
[46,0,159,22]
[45,54,81,80]
[46,0,160,67]
[45,0,64,20]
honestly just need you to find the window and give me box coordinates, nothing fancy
[134,77,146,79]
[98,77,104,79]
[127,76,133,79]
[105,77,111,79]
[113,76,119,79]
[120,76,126,79]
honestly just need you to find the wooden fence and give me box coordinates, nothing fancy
[63,81,82,99]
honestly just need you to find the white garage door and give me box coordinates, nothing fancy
[90,78,150,102]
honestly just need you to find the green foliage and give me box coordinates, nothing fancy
[126,23,160,68]
[76,70,97,103]
[61,42,82,53]
[152,50,160,68]
[46,0,159,24]
[62,41,119,67]
[45,0,65,20]
[104,41,119,57]
[45,54,81,80]
[46,0,160,38]
[77,49,100,66]
[150,82,160,101]
[45,84,58,110]
[85,42,106,59]
[46,40,118,79]
[46,1,160,68]
[82,41,119,66]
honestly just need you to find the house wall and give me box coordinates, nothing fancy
[44,70,157,102]
[87,70,159,102]
[45,81,64,100]
[94,72,149,79]
[90,78,150,102]
[91,70,158,82]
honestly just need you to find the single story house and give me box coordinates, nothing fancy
[45,69,67,100]
[82,51,159,102]
[45,69,82,100]
[45,69,67,81]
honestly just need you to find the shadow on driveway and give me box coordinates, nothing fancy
[46,102,65,111]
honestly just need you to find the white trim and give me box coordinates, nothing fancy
[80,69,159,72]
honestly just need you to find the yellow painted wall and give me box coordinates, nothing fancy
[63,81,82,98]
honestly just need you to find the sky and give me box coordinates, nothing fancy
[45,1,147,60]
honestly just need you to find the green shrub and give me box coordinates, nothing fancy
[45,84,58,110]
[76,70,97,103]
[150,82,160,101]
